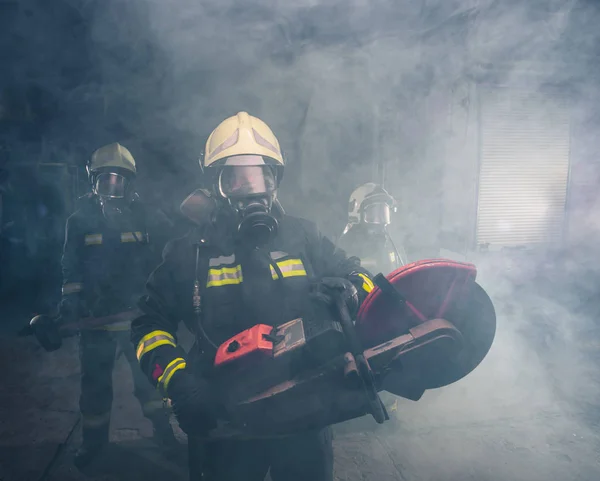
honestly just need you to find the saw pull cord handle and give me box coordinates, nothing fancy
[334,296,388,424]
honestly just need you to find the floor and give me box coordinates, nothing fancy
[2,276,600,481]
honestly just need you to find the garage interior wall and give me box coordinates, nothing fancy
[476,87,571,249]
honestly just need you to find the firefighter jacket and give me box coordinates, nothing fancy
[338,224,401,277]
[131,213,375,396]
[60,195,171,329]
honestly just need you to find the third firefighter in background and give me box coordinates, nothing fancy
[60,143,177,467]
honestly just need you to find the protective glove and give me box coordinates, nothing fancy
[315,277,360,319]
[30,314,63,352]
[167,369,220,435]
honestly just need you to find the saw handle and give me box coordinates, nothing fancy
[334,296,388,424]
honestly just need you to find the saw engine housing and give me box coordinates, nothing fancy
[207,259,496,438]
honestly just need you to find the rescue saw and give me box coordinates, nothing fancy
[202,259,496,439]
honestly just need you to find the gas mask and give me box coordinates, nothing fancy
[93,172,134,227]
[218,162,279,247]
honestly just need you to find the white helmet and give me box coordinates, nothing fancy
[344,183,396,233]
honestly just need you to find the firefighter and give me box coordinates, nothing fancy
[335,183,406,434]
[338,182,406,276]
[131,112,375,481]
[36,143,178,468]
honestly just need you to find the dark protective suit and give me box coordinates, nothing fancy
[61,194,172,446]
[131,213,374,481]
[338,224,401,277]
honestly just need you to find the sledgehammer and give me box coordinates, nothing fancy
[20,309,141,352]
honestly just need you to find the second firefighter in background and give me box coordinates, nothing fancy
[132,112,375,481]
[338,182,406,276]
[60,143,177,467]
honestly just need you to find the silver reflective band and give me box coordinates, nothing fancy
[157,358,187,396]
[121,231,147,243]
[84,233,103,245]
[62,282,83,295]
[207,265,243,287]
[270,259,307,279]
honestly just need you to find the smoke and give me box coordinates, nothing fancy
[86,0,600,439]
[3,0,600,478]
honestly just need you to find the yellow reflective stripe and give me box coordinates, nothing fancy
[82,411,111,428]
[84,233,103,245]
[62,282,83,295]
[270,258,307,280]
[357,273,374,293]
[157,357,186,396]
[121,231,145,243]
[136,330,176,361]
[207,265,243,287]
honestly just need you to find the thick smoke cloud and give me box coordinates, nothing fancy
[3,0,600,479]
[80,1,600,478]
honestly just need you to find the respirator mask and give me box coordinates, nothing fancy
[93,172,133,226]
[218,159,278,247]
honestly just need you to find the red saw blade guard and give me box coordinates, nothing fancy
[356,259,496,393]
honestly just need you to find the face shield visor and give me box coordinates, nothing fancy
[217,157,277,200]
[362,201,392,226]
[94,172,129,199]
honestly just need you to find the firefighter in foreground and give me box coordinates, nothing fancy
[132,112,374,481]
[33,143,177,468]
[338,182,406,275]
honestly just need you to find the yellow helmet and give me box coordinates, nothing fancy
[88,142,136,175]
[203,112,284,168]
[87,143,137,199]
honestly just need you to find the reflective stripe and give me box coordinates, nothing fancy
[270,251,288,260]
[157,357,186,396]
[121,231,146,243]
[207,265,243,287]
[82,411,111,428]
[209,255,236,267]
[270,258,307,280]
[357,273,374,293]
[62,282,83,295]
[84,233,103,245]
[136,330,176,361]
